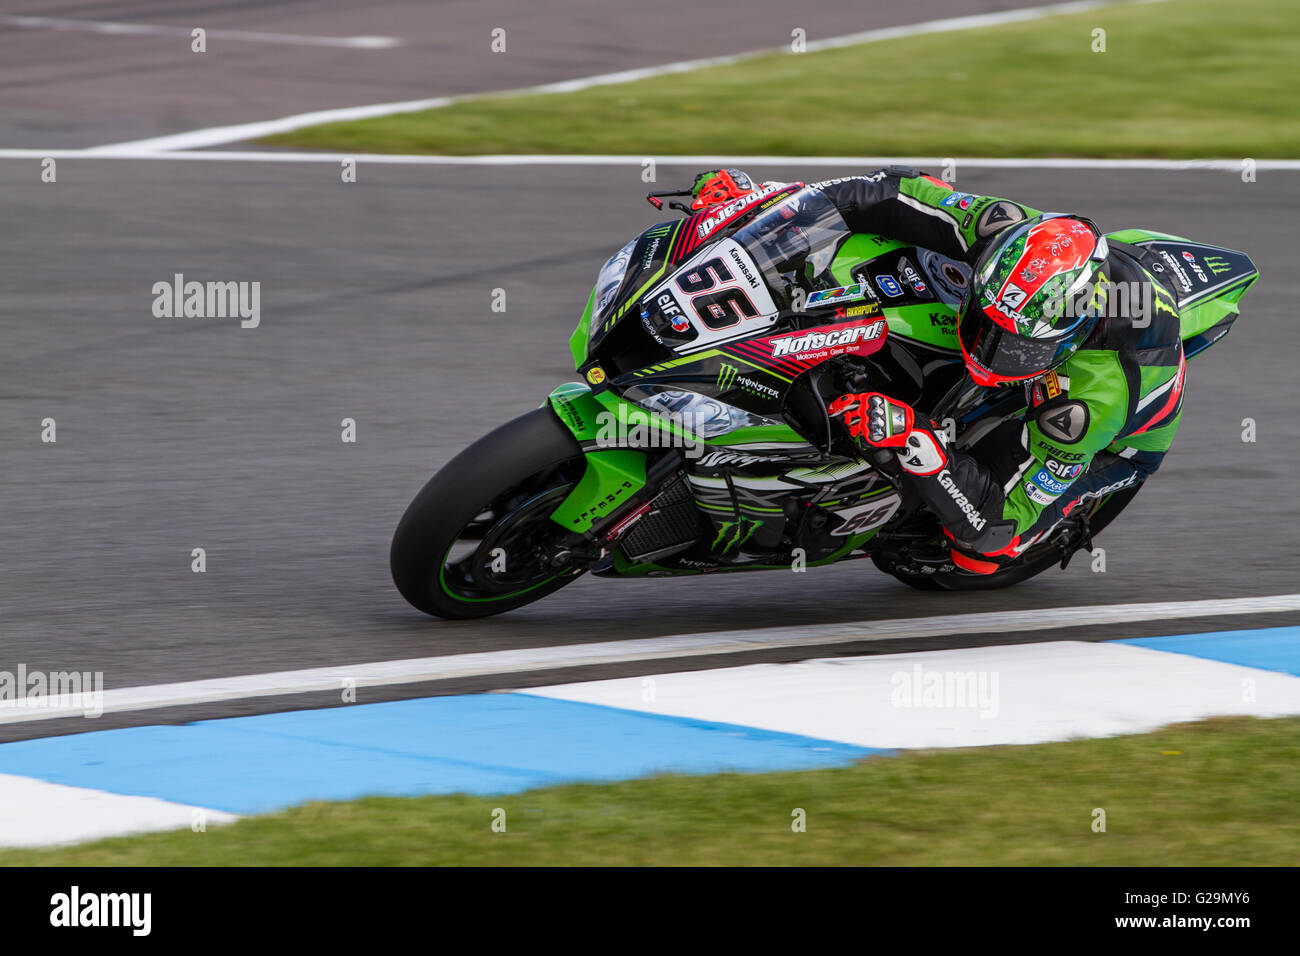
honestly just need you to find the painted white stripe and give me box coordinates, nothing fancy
[4,149,1295,169]
[1136,378,1175,413]
[1003,451,1037,496]
[0,15,399,49]
[527,641,1300,748]
[86,0,1158,153]
[0,773,238,848]
[897,192,969,250]
[1136,353,1183,413]
[1,595,1299,725]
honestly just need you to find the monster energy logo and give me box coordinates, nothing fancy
[716,363,780,399]
[1204,255,1232,276]
[1153,283,1177,319]
[712,517,762,553]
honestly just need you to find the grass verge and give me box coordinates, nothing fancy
[262,0,1298,158]
[4,716,1298,865]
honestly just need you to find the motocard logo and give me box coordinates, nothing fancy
[767,318,886,361]
[695,183,787,239]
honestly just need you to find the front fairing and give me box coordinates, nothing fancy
[570,187,898,437]
[574,218,683,368]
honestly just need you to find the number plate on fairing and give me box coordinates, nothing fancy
[642,239,780,354]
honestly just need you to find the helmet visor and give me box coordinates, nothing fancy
[958,300,1070,383]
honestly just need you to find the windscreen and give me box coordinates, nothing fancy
[729,187,852,310]
[638,187,854,354]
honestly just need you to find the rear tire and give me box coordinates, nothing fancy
[390,407,588,619]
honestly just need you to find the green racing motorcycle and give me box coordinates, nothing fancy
[391,181,1258,618]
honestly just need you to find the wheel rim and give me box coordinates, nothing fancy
[437,464,585,603]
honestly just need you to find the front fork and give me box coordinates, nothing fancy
[540,382,688,569]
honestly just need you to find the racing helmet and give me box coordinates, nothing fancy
[958,213,1110,386]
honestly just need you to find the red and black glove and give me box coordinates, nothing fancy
[828,392,947,475]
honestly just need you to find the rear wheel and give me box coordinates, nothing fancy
[875,486,1141,592]
[390,408,590,619]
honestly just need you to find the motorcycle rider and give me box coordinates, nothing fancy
[686,168,1185,574]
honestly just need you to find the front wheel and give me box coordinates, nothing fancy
[390,407,589,619]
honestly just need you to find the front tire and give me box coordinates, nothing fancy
[390,407,588,619]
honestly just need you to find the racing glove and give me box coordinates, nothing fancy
[829,392,1019,557]
[690,168,756,210]
[828,392,947,475]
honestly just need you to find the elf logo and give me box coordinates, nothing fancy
[655,292,690,332]
[1181,251,1209,283]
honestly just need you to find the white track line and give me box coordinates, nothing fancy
[85,0,1159,153]
[2,594,1297,725]
[0,774,238,848]
[0,15,399,49]
[1,149,1293,170]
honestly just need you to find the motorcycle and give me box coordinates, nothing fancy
[391,179,1258,618]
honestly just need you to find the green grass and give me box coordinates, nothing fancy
[263,0,1300,158]
[6,716,1300,865]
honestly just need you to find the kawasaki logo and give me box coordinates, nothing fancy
[770,320,884,358]
[726,246,761,289]
[937,469,986,530]
[1204,255,1232,276]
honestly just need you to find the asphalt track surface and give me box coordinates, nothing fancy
[0,0,1056,149]
[2,156,1298,743]
[1,0,1298,742]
